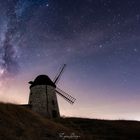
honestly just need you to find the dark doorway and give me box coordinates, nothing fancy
[52,100,55,106]
[52,110,57,118]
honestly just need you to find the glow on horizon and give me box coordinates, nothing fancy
[0,70,140,121]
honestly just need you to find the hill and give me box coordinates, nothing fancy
[0,103,77,140]
[55,117,140,139]
[0,103,140,139]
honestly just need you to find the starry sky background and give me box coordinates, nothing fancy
[0,0,140,120]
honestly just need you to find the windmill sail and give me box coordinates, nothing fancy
[53,64,66,84]
[55,87,76,104]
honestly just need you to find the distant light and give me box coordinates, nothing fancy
[0,68,5,77]
[46,4,49,7]
[99,45,103,48]
[0,68,4,76]
[134,48,138,52]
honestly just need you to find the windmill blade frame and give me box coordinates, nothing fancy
[53,64,66,84]
[55,87,76,104]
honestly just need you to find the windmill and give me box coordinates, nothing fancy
[28,64,76,118]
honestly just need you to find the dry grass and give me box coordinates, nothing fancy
[0,103,140,140]
[55,117,140,139]
[0,103,77,140]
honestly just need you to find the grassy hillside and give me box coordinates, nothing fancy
[0,103,77,140]
[55,117,140,139]
[0,103,140,140]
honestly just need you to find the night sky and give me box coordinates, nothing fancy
[0,0,140,120]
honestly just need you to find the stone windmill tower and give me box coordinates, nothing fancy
[28,64,76,118]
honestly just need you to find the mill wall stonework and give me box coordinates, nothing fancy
[29,85,60,118]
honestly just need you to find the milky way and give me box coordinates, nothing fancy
[0,1,23,78]
[0,0,43,78]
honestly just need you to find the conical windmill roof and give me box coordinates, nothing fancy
[29,75,56,88]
